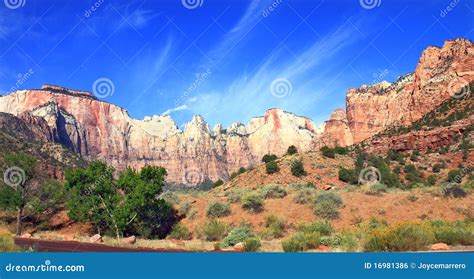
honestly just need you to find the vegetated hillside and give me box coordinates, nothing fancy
[0,112,85,179]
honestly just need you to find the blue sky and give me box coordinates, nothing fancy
[0,0,472,128]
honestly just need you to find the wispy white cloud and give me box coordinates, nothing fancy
[185,22,364,127]
[162,104,188,116]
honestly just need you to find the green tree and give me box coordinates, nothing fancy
[291,159,307,177]
[265,161,280,174]
[262,154,278,163]
[287,145,298,155]
[0,154,40,235]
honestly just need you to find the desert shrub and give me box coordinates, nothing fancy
[265,161,280,174]
[282,232,320,252]
[260,184,287,199]
[293,188,316,204]
[314,201,340,220]
[291,159,307,177]
[431,220,474,245]
[334,146,348,155]
[287,145,298,155]
[443,185,467,198]
[241,193,264,213]
[225,189,243,203]
[238,167,247,175]
[223,226,256,247]
[213,179,224,188]
[178,202,192,215]
[463,180,474,190]
[168,224,192,240]
[447,169,463,183]
[320,146,335,158]
[262,154,278,163]
[0,234,21,252]
[262,215,286,239]
[244,237,261,252]
[407,195,418,202]
[288,182,314,189]
[230,172,238,179]
[315,192,343,208]
[338,167,358,184]
[206,202,231,218]
[427,175,436,186]
[161,191,180,205]
[404,164,424,183]
[299,220,334,236]
[363,222,435,252]
[366,183,387,196]
[202,219,228,241]
[432,164,441,173]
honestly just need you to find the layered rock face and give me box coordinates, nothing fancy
[0,88,319,185]
[322,38,474,146]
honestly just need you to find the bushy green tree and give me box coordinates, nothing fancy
[265,160,280,174]
[262,154,278,163]
[0,154,65,236]
[287,145,298,155]
[291,159,307,177]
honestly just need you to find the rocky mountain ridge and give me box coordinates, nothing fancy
[0,38,472,186]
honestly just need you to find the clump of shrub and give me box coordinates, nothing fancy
[320,146,348,158]
[265,160,280,174]
[206,202,231,218]
[298,220,334,236]
[244,237,261,252]
[225,188,243,203]
[293,188,316,204]
[201,219,228,241]
[260,184,287,199]
[282,232,321,252]
[431,220,474,245]
[287,145,298,155]
[363,221,435,251]
[338,167,358,184]
[366,183,387,196]
[447,169,463,183]
[313,192,343,220]
[291,159,307,177]
[427,175,436,186]
[241,192,264,213]
[262,154,278,163]
[168,224,192,240]
[0,234,21,252]
[223,225,256,247]
[262,215,286,239]
[213,179,224,188]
